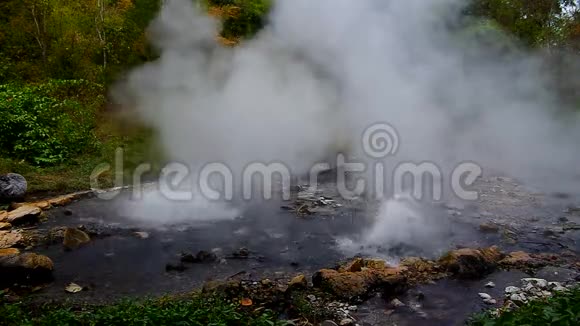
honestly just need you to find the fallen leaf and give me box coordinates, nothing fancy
[65,283,83,293]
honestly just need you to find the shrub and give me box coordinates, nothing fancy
[221,0,272,39]
[0,80,102,166]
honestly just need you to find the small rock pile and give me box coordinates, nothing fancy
[504,278,570,305]
[0,191,89,288]
[480,277,575,317]
[282,185,343,217]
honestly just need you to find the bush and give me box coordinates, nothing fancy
[221,0,271,39]
[0,80,102,166]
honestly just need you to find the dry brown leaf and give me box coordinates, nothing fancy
[240,298,253,306]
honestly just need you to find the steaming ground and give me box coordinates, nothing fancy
[116,0,580,254]
[337,195,452,260]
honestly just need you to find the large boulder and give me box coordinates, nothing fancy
[439,246,504,279]
[288,274,308,290]
[63,228,91,250]
[0,231,23,249]
[4,205,42,225]
[313,258,407,300]
[0,252,54,286]
[0,173,27,201]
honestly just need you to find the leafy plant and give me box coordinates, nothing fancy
[0,80,102,166]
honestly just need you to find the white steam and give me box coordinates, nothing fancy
[118,0,580,247]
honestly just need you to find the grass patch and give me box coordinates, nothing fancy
[469,287,580,326]
[0,295,287,326]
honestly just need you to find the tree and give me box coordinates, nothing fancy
[467,0,576,47]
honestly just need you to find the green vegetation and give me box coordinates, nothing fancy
[218,0,272,40]
[0,0,272,195]
[469,287,580,326]
[1,0,579,195]
[466,0,579,48]
[0,80,102,166]
[0,295,286,326]
[0,0,164,194]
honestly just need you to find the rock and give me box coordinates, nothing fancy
[321,321,339,326]
[540,290,552,297]
[288,274,307,289]
[522,278,548,289]
[0,211,7,221]
[505,286,520,294]
[0,248,20,257]
[181,250,218,263]
[391,298,406,307]
[0,173,27,200]
[5,205,41,225]
[64,209,73,216]
[348,305,357,311]
[543,227,564,237]
[63,228,90,250]
[0,231,23,249]
[341,258,365,272]
[312,266,406,300]
[261,279,273,286]
[479,293,496,305]
[232,247,250,258]
[400,257,436,273]
[439,246,503,279]
[165,263,187,272]
[416,290,426,301]
[339,318,354,326]
[0,252,53,285]
[479,223,500,233]
[364,258,387,270]
[485,281,496,288]
[509,293,528,304]
[548,282,568,292]
[478,292,492,300]
[0,222,11,230]
[313,269,374,299]
[499,251,537,268]
[340,257,389,272]
[306,294,317,302]
[202,280,242,295]
[47,194,75,207]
